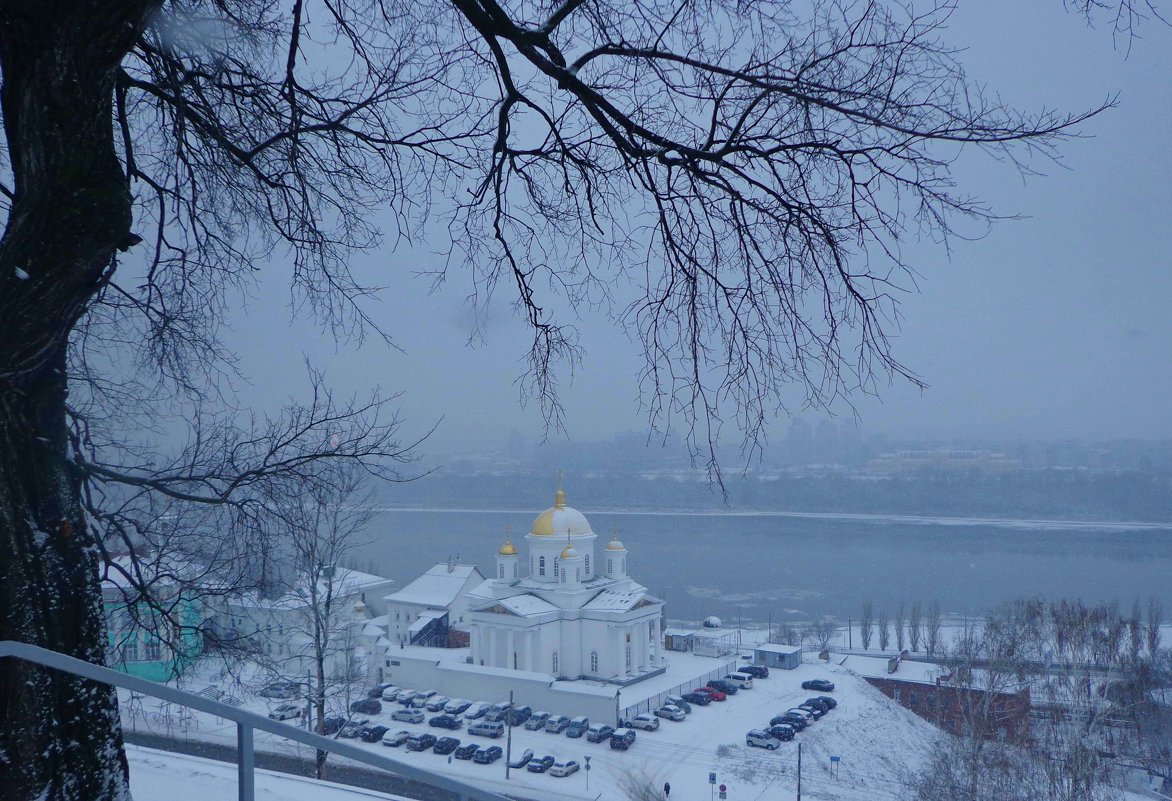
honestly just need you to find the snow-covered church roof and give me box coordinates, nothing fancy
[384,562,483,609]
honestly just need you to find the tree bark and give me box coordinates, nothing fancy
[0,2,157,798]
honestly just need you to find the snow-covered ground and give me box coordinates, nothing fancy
[120,655,947,801]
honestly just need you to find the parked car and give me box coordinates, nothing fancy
[453,742,479,760]
[626,713,660,731]
[771,713,808,731]
[338,718,369,738]
[321,716,346,735]
[682,691,712,706]
[410,694,431,709]
[524,711,551,731]
[565,715,590,738]
[468,720,505,738]
[814,695,838,710]
[392,688,417,704]
[694,685,726,701]
[707,679,738,695]
[746,729,781,750]
[544,715,570,734]
[369,682,396,699]
[425,695,451,712]
[609,727,637,750]
[380,685,403,702]
[787,707,815,722]
[586,723,615,743]
[666,695,692,714]
[268,703,301,721]
[550,759,580,777]
[349,698,381,715]
[429,714,463,730]
[742,664,770,679]
[804,697,832,713]
[802,679,835,692]
[444,698,472,715]
[797,704,825,720]
[526,754,556,772]
[482,703,510,723]
[654,704,686,722]
[258,682,300,699]
[768,724,796,742]
[360,724,390,743]
[392,708,425,724]
[433,736,461,755]
[381,729,411,747]
[463,701,490,719]
[507,704,533,726]
[405,733,437,752]
[473,745,503,764]
[508,748,534,769]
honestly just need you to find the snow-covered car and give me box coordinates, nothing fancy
[544,715,570,733]
[428,714,462,730]
[258,682,299,699]
[814,695,838,710]
[391,708,424,724]
[682,691,711,706]
[360,724,389,743]
[337,719,369,738]
[626,713,660,731]
[425,695,450,712]
[453,742,479,760]
[393,688,417,704]
[381,729,411,747]
[654,704,686,722]
[585,723,614,743]
[526,755,555,773]
[524,711,550,730]
[405,733,437,752]
[463,702,490,720]
[433,736,461,755]
[268,703,301,721]
[379,685,402,702]
[801,679,835,692]
[444,698,472,715]
[768,724,796,741]
[786,707,815,722]
[368,682,396,699]
[508,748,533,769]
[349,698,381,715]
[473,745,503,764]
[797,703,825,720]
[666,695,692,714]
[550,759,580,777]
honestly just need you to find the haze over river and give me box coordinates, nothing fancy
[356,508,1172,626]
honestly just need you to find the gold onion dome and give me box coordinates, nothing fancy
[498,537,517,556]
[531,484,592,536]
[560,543,579,559]
[606,532,626,551]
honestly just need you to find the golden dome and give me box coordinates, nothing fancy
[606,534,626,551]
[498,537,517,556]
[531,485,592,537]
[560,544,578,559]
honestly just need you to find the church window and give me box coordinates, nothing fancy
[621,557,626,573]
[552,651,559,674]
[590,651,599,672]
[585,555,590,575]
[539,556,545,576]
[512,563,519,578]
[553,559,559,579]
[607,558,613,574]
[575,568,580,582]
[498,563,505,579]
[625,644,632,670]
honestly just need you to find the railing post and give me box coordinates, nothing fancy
[237,722,255,801]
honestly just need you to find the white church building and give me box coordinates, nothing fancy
[464,486,665,683]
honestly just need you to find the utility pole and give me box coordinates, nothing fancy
[797,740,802,801]
[504,690,514,780]
[847,617,852,649]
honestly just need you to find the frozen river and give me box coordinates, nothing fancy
[353,507,1172,626]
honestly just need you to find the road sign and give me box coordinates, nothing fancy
[830,755,840,763]
[719,785,726,792]
[709,772,717,784]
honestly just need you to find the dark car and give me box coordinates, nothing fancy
[338,718,369,738]
[433,736,461,755]
[771,713,808,731]
[482,704,510,723]
[406,733,437,752]
[768,724,796,741]
[609,727,637,750]
[815,695,838,710]
[368,682,395,699]
[473,745,503,764]
[707,679,738,695]
[429,714,463,730]
[526,754,556,772]
[321,715,346,735]
[586,723,615,743]
[507,705,533,726]
[742,665,770,679]
[454,742,479,760]
[804,697,832,713]
[360,724,390,743]
[682,691,712,706]
[349,698,382,715]
[802,679,835,692]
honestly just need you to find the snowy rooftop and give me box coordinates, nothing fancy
[843,655,950,685]
[497,594,560,617]
[384,563,482,608]
[231,567,393,611]
[581,589,644,611]
[755,643,803,655]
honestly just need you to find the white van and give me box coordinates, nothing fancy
[468,720,505,738]
[725,672,754,689]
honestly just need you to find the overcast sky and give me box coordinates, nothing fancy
[227,1,1172,456]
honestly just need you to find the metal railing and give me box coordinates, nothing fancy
[0,640,511,801]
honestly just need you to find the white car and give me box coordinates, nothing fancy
[550,759,580,777]
[268,703,301,721]
[654,704,686,722]
[463,701,490,719]
[444,698,472,714]
[627,713,660,731]
[391,708,424,724]
[381,729,411,747]
[787,707,815,722]
[380,685,402,701]
[425,695,450,712]
[746,729,781,750]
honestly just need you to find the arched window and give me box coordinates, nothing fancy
[552,651,559,674]
[539,556,545,576]
[498,563,505,579]
[575,567,581,582]
[621,557,626,574]
[607,558,613,574]
[585,555,590,575]
[553,559,559,579]
[590,650,599,672]
[512,562,519,578]
[625,644,632,669]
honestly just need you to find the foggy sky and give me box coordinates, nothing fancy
[226,2,1172,456]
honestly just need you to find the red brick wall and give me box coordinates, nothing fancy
[864,677,1030,740]
[447,628,470,648]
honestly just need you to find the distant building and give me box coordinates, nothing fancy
[846,654,1031,739]
[384,562,485,648]
[866,449,1020,476]
[753,643,803,670]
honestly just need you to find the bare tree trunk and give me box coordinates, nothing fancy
[860,601,874,651]
[0,3,155,798]
[896,603,906,651]
[878,611,891,651]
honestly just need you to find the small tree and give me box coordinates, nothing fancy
[810,619,839,653]
[1148,598,1164,657]
[878,610,891,652]
[896,603,907,651]
[773,622,801,647]
[925,602,943,659]
[860,601,875,651]
[909,602,923,652]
